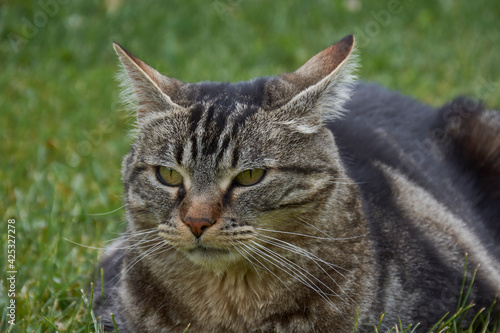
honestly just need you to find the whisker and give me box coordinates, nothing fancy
[229,241,264,280]
[64,228,161,255]
[103,228,159,247]
[87,205,125,216]
[64,238,106,250]
[237,243,293,293]
[254,234,358,307]
[255,227,359,241]
[242,242,343,314]
[256,234,349,274]
[251,240,342,296]
[295,218,361,240]
[244,243,315,289]
[106,237,172,297]
[251,241,339,296]
[327,180,371,185]
[122,234,163,255]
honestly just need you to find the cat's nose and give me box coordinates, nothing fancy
[180,194,221,238]
[183,217,214,238]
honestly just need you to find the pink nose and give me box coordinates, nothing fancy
[183,218,214,238]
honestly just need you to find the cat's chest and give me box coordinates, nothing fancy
[176,269,282,319]
[146,261,297,332]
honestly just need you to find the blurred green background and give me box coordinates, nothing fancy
[1,0,499,331]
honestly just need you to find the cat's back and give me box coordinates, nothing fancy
[328,82,500,326]
[331,82,445,173]
[331,82,500,244]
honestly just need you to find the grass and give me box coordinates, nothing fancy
[1,0,499,332]
[367,259,500,333]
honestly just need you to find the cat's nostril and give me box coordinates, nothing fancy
[183,218,214,238]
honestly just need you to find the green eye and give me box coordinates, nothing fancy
[156,166,183,186]
[235,169,265,186]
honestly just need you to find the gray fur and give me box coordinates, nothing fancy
[94,36,500,332]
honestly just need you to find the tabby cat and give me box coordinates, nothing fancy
[94,35,500,332]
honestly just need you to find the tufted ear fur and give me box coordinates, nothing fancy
[113,43,185,124]
[267,35,358,134]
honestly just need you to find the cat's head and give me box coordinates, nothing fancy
[115,36,357,270]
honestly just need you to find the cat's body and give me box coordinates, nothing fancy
[95,36,500,332]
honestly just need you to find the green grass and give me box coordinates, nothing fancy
[1,0,499,332]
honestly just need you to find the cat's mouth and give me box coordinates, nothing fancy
[183,244,236,267]
[187,245,230,257]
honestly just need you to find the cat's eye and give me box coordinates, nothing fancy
[235,169,266,186]
[156,166,183,186]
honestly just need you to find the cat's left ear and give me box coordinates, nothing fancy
[113,43,185,124]
[268,35,358,133]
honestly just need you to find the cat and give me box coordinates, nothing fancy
[94,35,500,332]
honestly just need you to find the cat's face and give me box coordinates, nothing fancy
[122,86,341,267]
[116,35,357,269]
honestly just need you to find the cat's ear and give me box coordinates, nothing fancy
[113,43,184,123]
[268,35,358,133]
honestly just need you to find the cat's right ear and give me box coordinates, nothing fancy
[113,43,185,123]
[264,35,357,134]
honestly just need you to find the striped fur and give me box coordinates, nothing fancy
[94,36,500,332]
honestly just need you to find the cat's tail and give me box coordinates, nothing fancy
[442,97,500,238]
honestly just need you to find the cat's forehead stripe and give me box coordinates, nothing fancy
[172,79,273,164]
[188,104,204,134]
[176,93,261,168]
[175,78,270,107]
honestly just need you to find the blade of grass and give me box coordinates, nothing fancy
[374,313,385,333]
[353,308,359,333]
[42,316,62,333]
[428,311,451,332]
[111,313,120,333]
[460,266,479,310]
[101,268,105,303]
[66,298,84,332]
[457,253,469,312]
[82,283,101,333]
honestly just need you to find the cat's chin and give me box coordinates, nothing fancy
[182,245,238,269]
